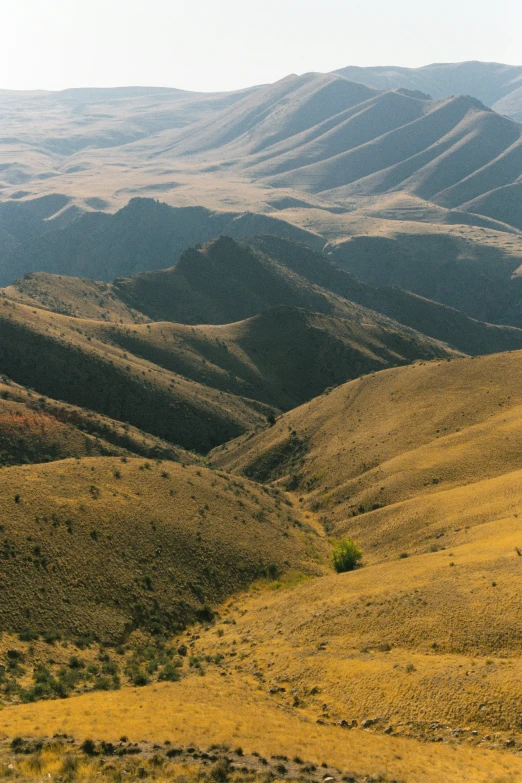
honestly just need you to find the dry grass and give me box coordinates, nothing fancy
[0,456,325,640]
[0,378,195,466]
[4,273,150,323]
[212,351,522,554]
[1,673,522,783]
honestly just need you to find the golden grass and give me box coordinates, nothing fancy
[1,673,522,783]
[212,351,522,554]
[0,456,325,639]
[169,510,522,735]
[4,272,150,323]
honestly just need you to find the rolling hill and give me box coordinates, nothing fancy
[3,63,522,783]
[212,350,522,557]
[6,232,522,431]
[0,237,463,441]
[0,376,197,467]
[0,295,275,453]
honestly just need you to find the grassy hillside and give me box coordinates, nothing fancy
[0,456,323,640]
[111,236,457,364]
[0,377,196,466]
[0,296,274,453]
[5,272,150,322]
[212,351,522,555]
[7,233,522,356]
[176,514,522,738]
[3,672,522,783]
[86,306,462,412]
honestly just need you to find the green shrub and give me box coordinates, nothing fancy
[332,538,362,573]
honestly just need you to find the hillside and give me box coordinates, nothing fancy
[212,350,522,556]
[0,377,196,466]
[0,266,459,427]
[203,349,522,742]
[1,70,522,233]
[328,227,522,327]
[0,296,274,453]
[0,456,323,640]
[4,271,151,322]
[86,307,455,412]
[247,235,522,352]
[334,61,522,122]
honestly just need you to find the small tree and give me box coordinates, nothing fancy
[332,538,362,573]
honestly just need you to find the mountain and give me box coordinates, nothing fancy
[0,235,463,434]
[8,231,522,360]
[245,235,522,354]
[249,91,522,213]
[328,230,522,327]
[1,70,522,233]
[334,61,522,122]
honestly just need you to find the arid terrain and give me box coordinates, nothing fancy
[2,61,522,782]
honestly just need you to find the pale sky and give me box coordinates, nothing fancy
[2,0,521,92]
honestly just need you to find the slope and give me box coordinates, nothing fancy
[4,272,150,323]
[86,306,457,412]
[1,198,323,285]
[0,296,274,453]
[328,227,522,327]
[2,73,522,233]
[246,235,522,353]
[0,377,196,467]
[0,457,323,640]
[212,350,522,557]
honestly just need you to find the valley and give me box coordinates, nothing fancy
[2,60,522,782]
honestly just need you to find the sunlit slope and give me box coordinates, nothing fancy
[3,673,522,783]
[4,272,150,322]
[174,514,522,737]
[0,377,194,466]
[212,351,522,556]
[0,457,322,640]
[334,61,522,121]
[0,296,273,452]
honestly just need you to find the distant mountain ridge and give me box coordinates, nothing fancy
[1,65,521,232]
[333,61,522,122]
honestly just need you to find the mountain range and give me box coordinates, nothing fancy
[3,61,522,783]
[1,62,522,234]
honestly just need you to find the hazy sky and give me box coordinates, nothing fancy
[3,0,521,92]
